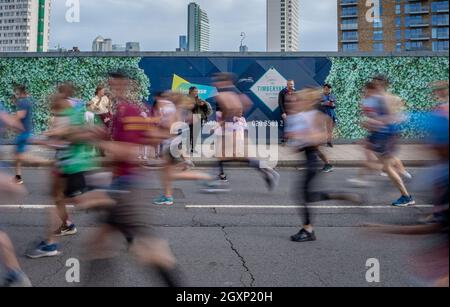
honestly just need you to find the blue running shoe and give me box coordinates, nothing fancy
[392,195,415,207]
[26,241,60,259]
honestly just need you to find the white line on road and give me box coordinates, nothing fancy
[0,205,75,209]
[0,204,434,210]
[185,205,434,209]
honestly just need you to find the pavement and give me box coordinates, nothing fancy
[0,143,437,167]
[0,167,444,287]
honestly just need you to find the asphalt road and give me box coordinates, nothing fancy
[0,167,442,287]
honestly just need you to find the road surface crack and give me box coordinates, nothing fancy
[312,271,329,287]
[221,227,255,287]
[34,257,66,286]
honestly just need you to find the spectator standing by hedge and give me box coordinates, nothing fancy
[88,85,112,129]
[320,84,337,147]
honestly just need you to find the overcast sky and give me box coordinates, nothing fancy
[50,0,337,51]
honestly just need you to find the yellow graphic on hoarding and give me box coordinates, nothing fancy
[171,74,218,100]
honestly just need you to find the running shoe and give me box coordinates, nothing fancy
[182,160,195,170]
[2,271,32,287]
[263,169,280,191]
[218,174,228,182]
[401,171,413,180]
[54,223,77,237]
[291,229,317,243]
[322,164,334,173]
[203,178,232,193]
[26,241,60,259]
[392,195,416,207]
[153,195,174,206]
[14,175,24,185]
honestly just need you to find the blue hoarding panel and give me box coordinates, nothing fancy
[139,56,331,121]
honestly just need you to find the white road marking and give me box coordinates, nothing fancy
[0,205,75,209]
[185,205,434,209]
[0,204,434,210]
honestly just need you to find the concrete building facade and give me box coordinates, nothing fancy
[187,2,210,52]
[0,0,51,52]
[267,0,300,52]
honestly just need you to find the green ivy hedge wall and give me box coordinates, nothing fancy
[326,56,449,139]
[0,57,149,134]
[1,56,448,140]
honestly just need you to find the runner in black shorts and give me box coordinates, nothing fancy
[81,71,182,287]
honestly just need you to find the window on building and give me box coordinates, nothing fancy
[432,1,449,13]
[373,43,384,52]
[405,15,427,26]
[433,40,449,51]
[373,18,383,28]
[405,28,426,39]
[342,31,358,40]
[432,27,449,39]
[342,43,359,52]
[341,18,358,30]
[342,7,358,16]
[432,14,449,26]
[405,3,428,14]
[373,30,383,41]
[405,41,425,51]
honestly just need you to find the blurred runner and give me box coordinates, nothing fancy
[285,88,362,243]
[152,91,211,206]
[12,84,38,185]
[26,91,101,259]
[369,81,448,287]
[0,103,31,287]
[81,71,182,287]
[349,77,414,208]
[57,82,85,110]
[206,73,280,192]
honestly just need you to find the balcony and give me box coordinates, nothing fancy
[436,35,450,40]
[405,47,428,51]
[341,12,358,18]
[406,7,430,15]
[435,7,450,13]
[409,35,430,41]
[341,37,359,43]
[341,23,358,30]
[408,20,430,27]
[340,0,358,6]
